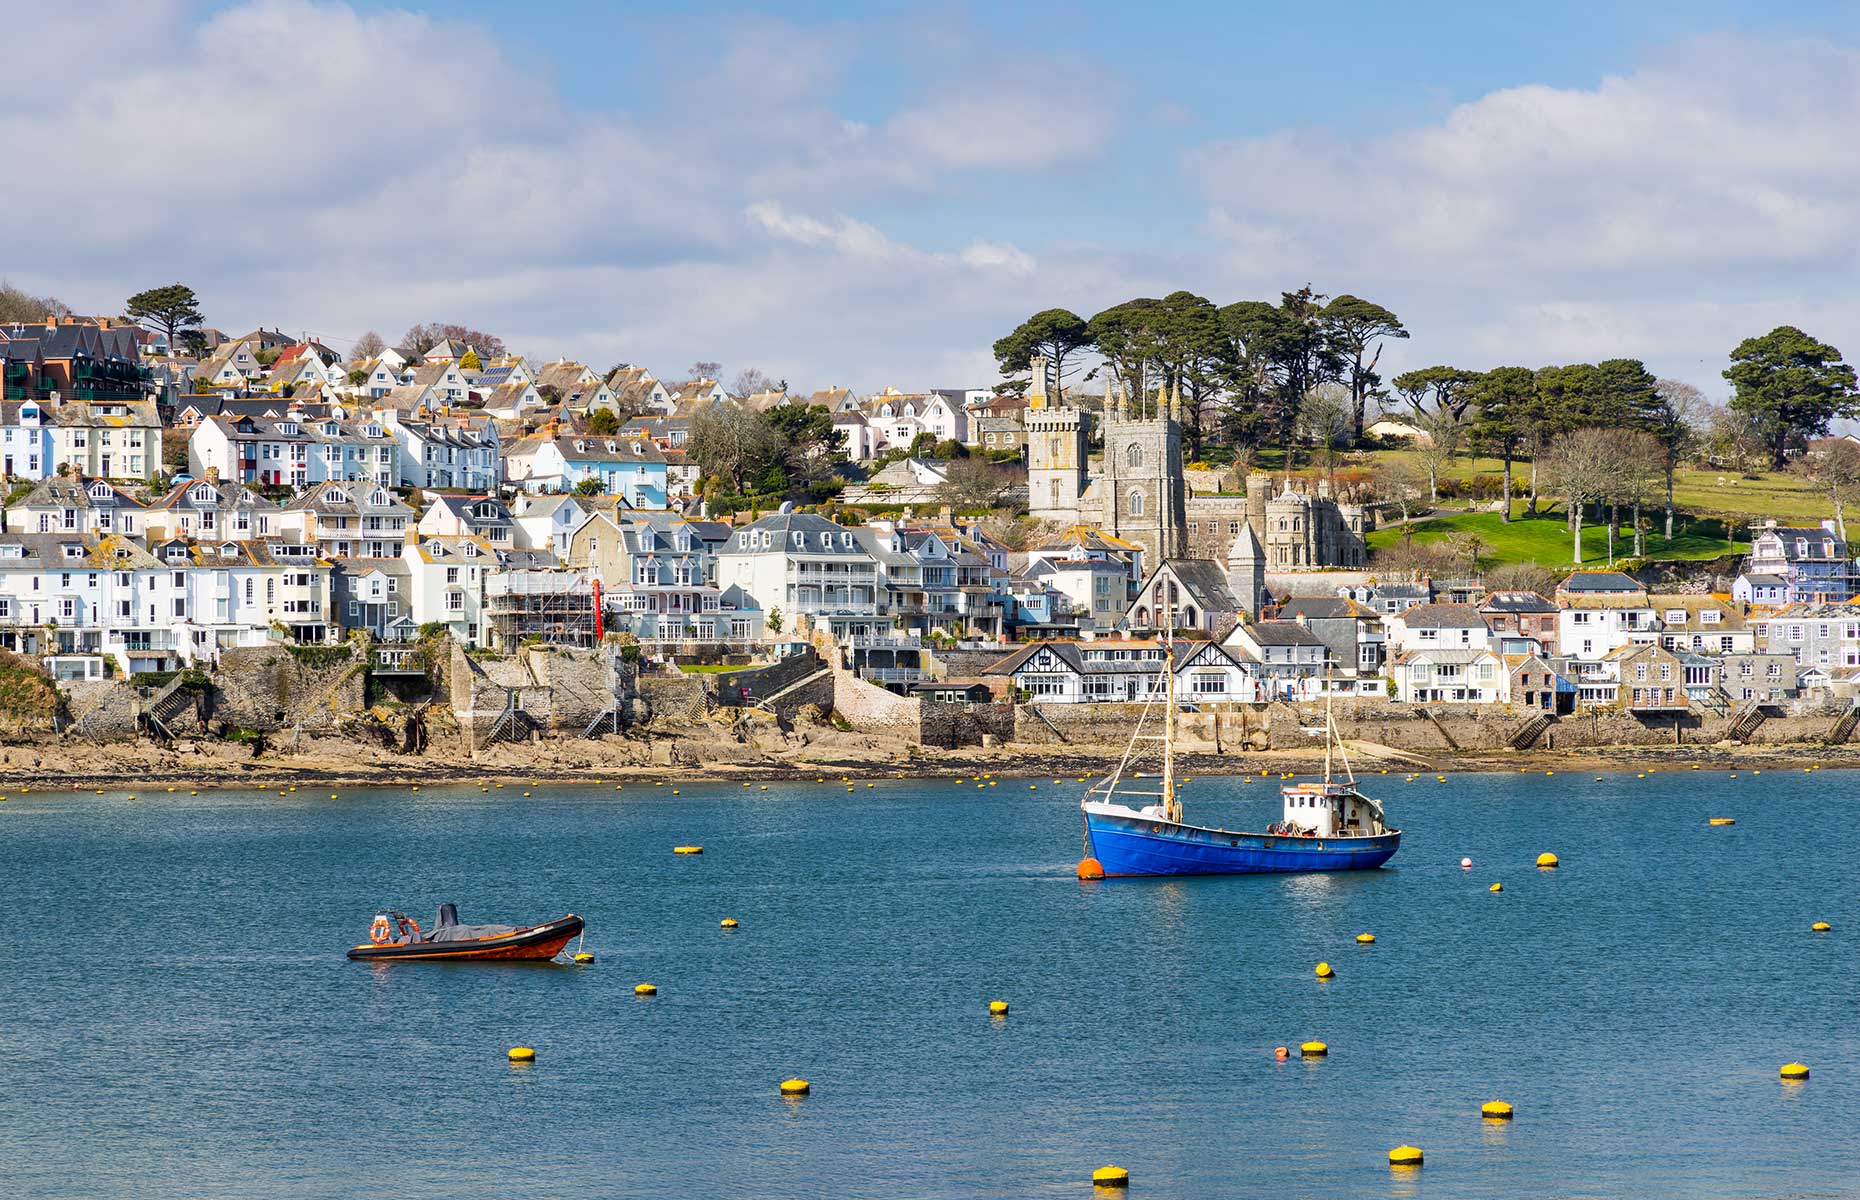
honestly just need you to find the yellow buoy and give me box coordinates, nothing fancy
[988,1000,1010,1016]
[572,952,595,964]
[760,785,769,791]
[1091,1165,1129,1188]
[1709,817,1735,826]
[1536,852,1559,869]
[411,786,419,792]
[1356,933,1375,944]
[1300,1040,1328,1056]
[1388,1145,1423,1168]
[1781,1062,1810,1080]
[673,845,702,854]
[721,917,739,929]
[1481,1100,1514,1120]
[634,983,657,996]
[1315,962,1334,979]
[508,1046,535,1062]
[1811,921,1832,932]
[672,790,680,795]
[779,1078,810,1096]
[1490,882,1503,892]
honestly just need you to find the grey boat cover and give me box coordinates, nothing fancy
[423,903,517,942]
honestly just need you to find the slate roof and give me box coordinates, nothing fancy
[1479,590,1559,614]
[1394,602,1487,628]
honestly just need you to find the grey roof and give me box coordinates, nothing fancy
[1152,559,1242,615]
[1396,603,1487,628]
[1480,590,1558,613]
[13,476,146,511]
[1560,570,1642,593]
[724,510,866,556]
[1756,526,1848,560]
[1278,596,1376,621]
[1243,620,1327,646]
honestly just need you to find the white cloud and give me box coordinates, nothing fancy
[1188,35,1860,391]
[0,0,1121,390]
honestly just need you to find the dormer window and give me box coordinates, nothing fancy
[221,542,237,556]
[279,422,298,436]
[324,422,339,435]
[575,440,588,453]
[323,488,344,504]
[88,482,111,499]
[464,542,478,558]
[370,489,390,507]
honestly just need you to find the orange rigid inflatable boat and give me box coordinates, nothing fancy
[347,903,584,962]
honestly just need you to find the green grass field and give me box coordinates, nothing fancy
[1365,509,1747,569]
[1346,449,1829,526]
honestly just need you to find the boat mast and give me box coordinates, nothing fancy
[1323,662,1333,784]
[1162,583,1178,822]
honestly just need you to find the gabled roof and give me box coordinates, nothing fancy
[1139,558,1241,616]
[1479,590,1558,614]
[1241,620,1327,646]
[1278,596,1376,621]
[1394,602,1486,628]
[1560,570,1642,594]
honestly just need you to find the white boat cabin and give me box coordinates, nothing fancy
[1280,781,1386,837]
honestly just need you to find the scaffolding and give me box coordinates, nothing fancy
[485,570,600,649]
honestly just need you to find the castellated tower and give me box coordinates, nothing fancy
[1099,380,1187,561]
[1024,354,1087,523]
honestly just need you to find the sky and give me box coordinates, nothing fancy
[11,0,1860,398]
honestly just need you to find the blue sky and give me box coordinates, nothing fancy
[14,1,1860,396]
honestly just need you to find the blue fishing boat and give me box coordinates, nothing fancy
[1077,633,1399,879]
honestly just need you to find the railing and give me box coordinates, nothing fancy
[862,667,929,683]
[848,635,921,649]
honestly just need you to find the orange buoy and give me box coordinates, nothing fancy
[1077,857,1105,880]
[1274,1046,1288,1060]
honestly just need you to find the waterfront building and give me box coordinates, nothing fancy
[1733,520,1856,604]
[714,506,889,641]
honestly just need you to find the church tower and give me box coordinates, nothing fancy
[1100,380,1187,561]
[1024,354,1087,522]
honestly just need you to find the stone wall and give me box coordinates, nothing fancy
[832,670,921,738]
[709,651,821,706]
[62,680,137,741]
[920,700,1015,749]
[212,646,366,732]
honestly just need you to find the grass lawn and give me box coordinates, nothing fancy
[1365,509,1747,570]
[677,663,749,674]
[1346,449,1831,527]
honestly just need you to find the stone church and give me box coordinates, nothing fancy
[1023,354,1369,576]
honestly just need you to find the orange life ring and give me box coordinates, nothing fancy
[369,915,391,945]
[397,916,422,942]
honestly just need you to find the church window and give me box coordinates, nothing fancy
[1129,489,1145,517]
[1049,480,1061,509]
[1126,443,1144,469]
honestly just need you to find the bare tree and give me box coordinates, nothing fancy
[1296,382,1352,477]
[1411,409,1466,503]
[688,360,723,381]
[731,367,774,400]
[687,404,780,494]
[1793,438,1860,541]
[938,458,1013,508]
[1650,378,1705,538]
[1372,457,1427,524]
[0,280,70,323]
[1597,428,1662,560]
[1542,428,1615,564]
[350,330,386,361]
[1701,402,1767,476]
[1444,531,1492,578]
[1487,561,1558,595]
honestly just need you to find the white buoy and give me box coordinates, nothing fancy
[1460,857,1472,869]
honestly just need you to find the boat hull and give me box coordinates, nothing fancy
[1085,812,1399,877]
[346,915,584,962]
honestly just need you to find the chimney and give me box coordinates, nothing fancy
[205,466,220,484]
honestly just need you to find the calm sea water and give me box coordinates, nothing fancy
[1,766,1856,1199]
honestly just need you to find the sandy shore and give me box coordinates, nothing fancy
[4,734,1858,793]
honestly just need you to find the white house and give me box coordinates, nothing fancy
[714,506,889,641]
[1391,647,1506,703]
[1385,602,1492,654]
[510,493,592,558]
[1558,594,1658,662]
[50,400,161,481]
[0,399,56,479]
[402,533,496,644]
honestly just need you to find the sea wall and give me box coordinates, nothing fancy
[212,646,367,733]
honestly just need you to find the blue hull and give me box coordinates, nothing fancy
[1085,811,1400,877]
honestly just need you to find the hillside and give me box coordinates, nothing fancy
[1365,510,1745,570]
